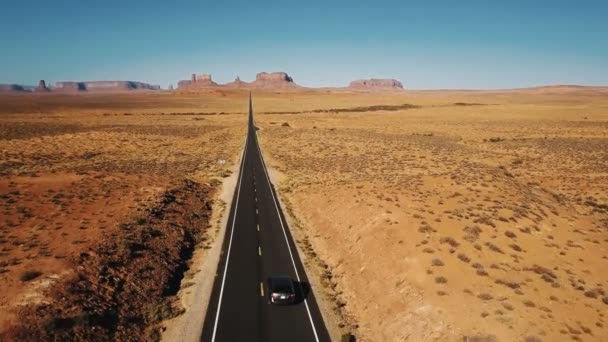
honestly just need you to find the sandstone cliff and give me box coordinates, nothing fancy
[249,72,298,88]
[177,71,299,90]
[177,73,218,89]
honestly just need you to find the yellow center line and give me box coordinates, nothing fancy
[260,282,264,297]
[258,246,262,256]
[257,223,260,231]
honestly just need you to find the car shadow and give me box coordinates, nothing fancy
[293,280,310,304]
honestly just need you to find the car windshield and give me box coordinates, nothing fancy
[271,278,293,293]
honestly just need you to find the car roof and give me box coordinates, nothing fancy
[269,276,292,284]
[268,276,294,290]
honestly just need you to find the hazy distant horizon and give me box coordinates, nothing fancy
[1,0,607,89]
[5,78,607,92]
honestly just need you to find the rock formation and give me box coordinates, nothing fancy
[177,80,192,88]
[54,81,86,91]
[177,73,218,89]
[84,81,159,91]
[0,84,26,92]
[249,72,297,88]
[36,80,50,92]
[178,71,299,89]
[224,76,249,88]
[53,81,159,92]
[349,78,404,90]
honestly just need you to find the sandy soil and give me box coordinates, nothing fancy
[0,91,246,339]
[255,88,608,341]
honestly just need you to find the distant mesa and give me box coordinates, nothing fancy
[1,80,160,93]
[176,71,299,90]
[54,81,86,91]
[349,78,404,91]
[54,81,160,92]
[250,72,297,88]
[177,73,218,89]
[0,84,26,92]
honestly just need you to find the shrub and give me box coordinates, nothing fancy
[523,300,536,307]
[485,242,504,254]
[432,258,444,266]
[147,302,185,322]
[463,225,482,242]
[20,270,42,281]
[476,269,489,276]
[435,276,448,284]
[519,227,531,234]
[509,244,523,252]
[495,279,520,289]
[439,236,460,247]
[457,253,471,263]
[584,289,600,298]
[502,302,514,311]
[478,293,493,300]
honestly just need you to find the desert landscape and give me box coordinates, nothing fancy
[0,85,607,341]
[252,87,608,341]
[2,1,606,341]
[0,91,246,339]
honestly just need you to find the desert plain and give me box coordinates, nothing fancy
[1,86,607,341]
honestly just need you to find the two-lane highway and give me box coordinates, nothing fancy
[201,95,331,342]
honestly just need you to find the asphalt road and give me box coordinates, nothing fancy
[201,95,331,342]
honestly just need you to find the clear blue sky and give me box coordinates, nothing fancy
[1,0,606,89]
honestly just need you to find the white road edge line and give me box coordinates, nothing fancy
[210,131,249,342]
[253,130,321,342]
